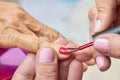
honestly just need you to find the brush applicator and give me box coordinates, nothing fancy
[59,26,120,55]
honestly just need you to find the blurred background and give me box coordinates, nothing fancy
[1,0,120,80]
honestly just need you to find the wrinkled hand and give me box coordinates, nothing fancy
[0,2,70,59]
[0,2,92,71]
[12,38,83,80]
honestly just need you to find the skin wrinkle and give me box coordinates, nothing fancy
[36,70,57,79]
[36,63,58,80]
[0,27,15,47]
[26,22,63,42]
[3,29,17,47]
[2,1,63,41]
[0,2,65,54]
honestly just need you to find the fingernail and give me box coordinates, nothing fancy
[94,20,102,32]
[94,38,109,53]
[39,48,55,63]
[96,57,105,68]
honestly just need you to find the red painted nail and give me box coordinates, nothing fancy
[59,47,70,55]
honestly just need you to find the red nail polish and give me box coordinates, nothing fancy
[59,47,70,55]
[59,42,93,55]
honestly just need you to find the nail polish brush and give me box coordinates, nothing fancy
[59,25,120,55]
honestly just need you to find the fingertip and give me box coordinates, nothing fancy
[51,44,71,60]
[38,48,55,63]
[94,38,110,54]
[35,48,58,80]
[96,56,111,71]
[93,0,117,34]
[94,34,120,58]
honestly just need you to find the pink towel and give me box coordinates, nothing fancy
[0,48,27,80]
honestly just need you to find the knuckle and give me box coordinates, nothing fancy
[22,73,34,80]
[0,27,15,47]
[36,65,57,80]
[36,63,58,80]
[31,36,41,52]
[38,72,57,79]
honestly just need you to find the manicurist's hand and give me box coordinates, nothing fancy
[89,0,120,59]
[12,38,83,80]
[76,0,120,72]
[81,0,120,71]
[12,48,59,80]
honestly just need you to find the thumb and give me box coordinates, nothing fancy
[93,0,117,33]
[94,33,120,58]
[35,48,58,80]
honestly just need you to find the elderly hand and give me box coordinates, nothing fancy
[0,1,72,60]
[12,38,83,80]
[0,2,92,77]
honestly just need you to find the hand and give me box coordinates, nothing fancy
[0,1,70,60]
[0,2,90,79]
[12,48,60,80]
[81,0,120,71]
[75,0,120,71]
[12,38,83,80]
[89,0,120,59]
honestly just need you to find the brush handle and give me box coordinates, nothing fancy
[92,26,120,39]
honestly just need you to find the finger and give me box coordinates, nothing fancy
[93,52,111,71]
[67,60,83,80]
[75,47,93,62]
[12,53,35,80]
[0,27,38,51]
[88,7,98,34]
[35,48,58,80]
[0,27,69,60]
[53,37,68,45]
[58,56,74,80]
[94,33,120,58]
[54,38,74,80]
[92,0,117,34]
